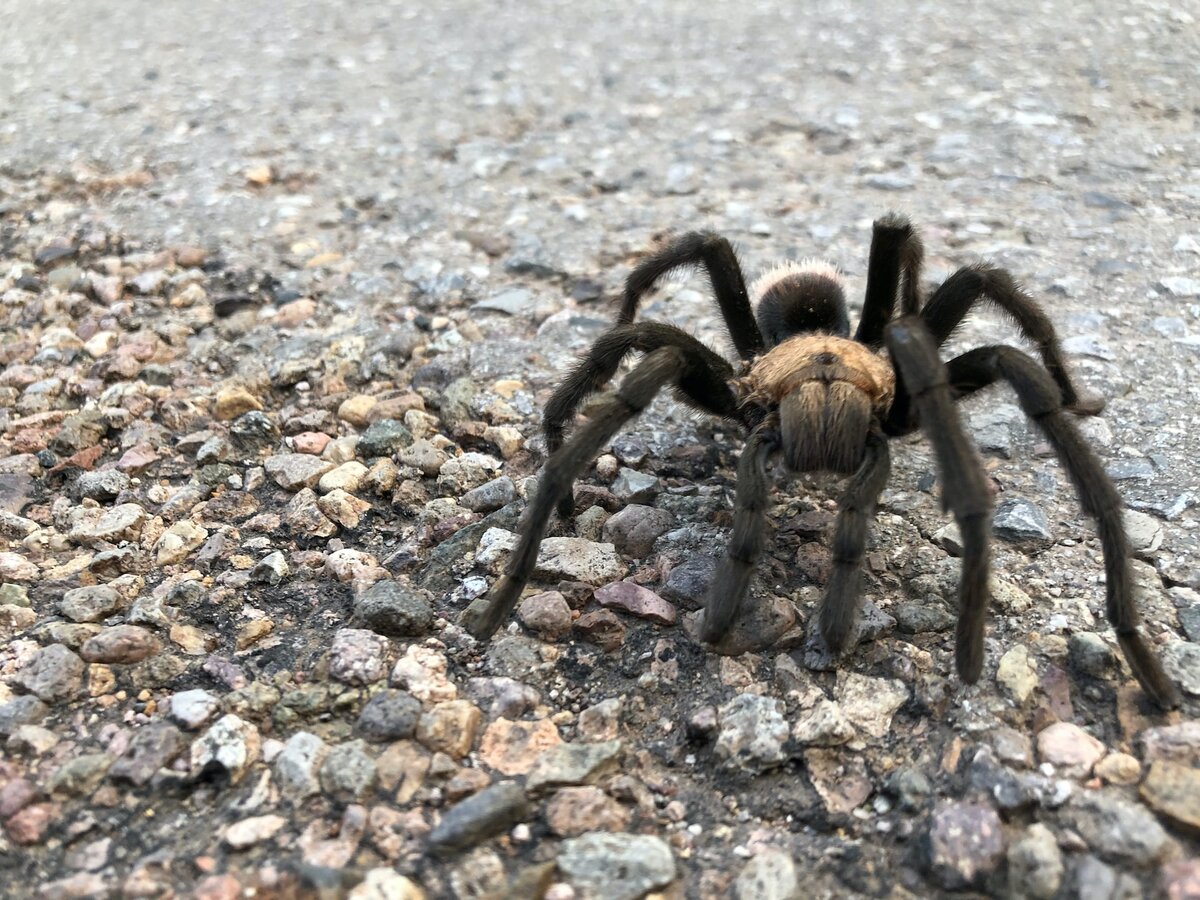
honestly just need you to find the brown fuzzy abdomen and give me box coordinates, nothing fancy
[780,381,872,473]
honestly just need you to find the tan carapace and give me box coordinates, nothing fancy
[743,261,897,473]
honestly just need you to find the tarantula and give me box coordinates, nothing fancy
[462,214,1179,710]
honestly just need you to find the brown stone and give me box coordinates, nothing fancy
[926,800,1006,889]
[478,718,562,776]
[575,609,625,651]
[1140,761,1200,837]
[416,701,482,759]
[375,741,431,803]
[545,786,630,836]
[594,581,676,625]
[1036,722,1106,777]
[1160,859,1200,900]
[5,801,56,844]
[80,625,160,664]
[1139,722,1200,766]
[274,298,317,328]
[214,385,263,421]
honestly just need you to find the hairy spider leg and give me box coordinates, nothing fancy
[698,425,780,642]
[819,433,892,652]
[856,213,925,348]
[619,231,765,360]
[921,264,1103,414]
[945,345,1180,709]
[884,319,994,683]
[463,347,709,641]
[542,322,740,517]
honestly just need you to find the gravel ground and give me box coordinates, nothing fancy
[2,0,1199,897]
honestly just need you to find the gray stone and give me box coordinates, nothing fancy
[517,591,574,640]
[416,502,521,593]
[735,849,798,900]
[558,832,676,900]
[864,172,914,191]
[0,695,48,737]
[477,529,624,584]
[1066,855,1143,900]
[894,601,955,634]
[59,585,122,623]
[1161,641,1200,696]
[76,469,130,501]
[1007,823,1065,900]
[526,740,623,794]
[195,436,229,465]
[460,475,516,513]
[190,714,260,784]
[52,410,108,453]
[1062,334,1115,360]
[886,768,933,812]
[660,554,719,609]
[1106,459,1155,482]
[274,732,328,799]
[250,550,289,585]
[601,504,674,557]
[715,693,789,773]
[428,781,530,854]
[933,522,963,555]
[1124,509,1163,554]
[993,498,1051,542]
[699,591,796,655]
[108,723,184,786]
[474,287,537,315]
[483,634,544,680]
[1159,276,1200,297]
[1180,603,1200,642]
[610,467,659,504]
[1068,632,1116,678]
[47,753,115,797]
[319,739,377,800]
[925,800,1006,889]
[68,502,148,544]
[802,598,896,671]
[356,419,413,457]
[229,411,279,451]
[356,690,422,742]
[328,628,390,686]
[354,580,434,637]
[397,438,450,476]
[611,437,648,467]
[437,452,503,493]
[263,453,334,491]
[167,690,220,730]
[16,643,85,703]
[1137,721,1200,766]
[835,672,909,739]
[1059,790,1168,865]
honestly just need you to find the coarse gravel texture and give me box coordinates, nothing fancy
[2,0,1199,898]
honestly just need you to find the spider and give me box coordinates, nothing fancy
[461,214,1179,710]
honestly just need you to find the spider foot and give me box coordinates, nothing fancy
[691,593,796,656]
[1118,631,1181,710]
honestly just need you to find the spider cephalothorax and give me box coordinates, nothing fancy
[462,214,1180,711]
